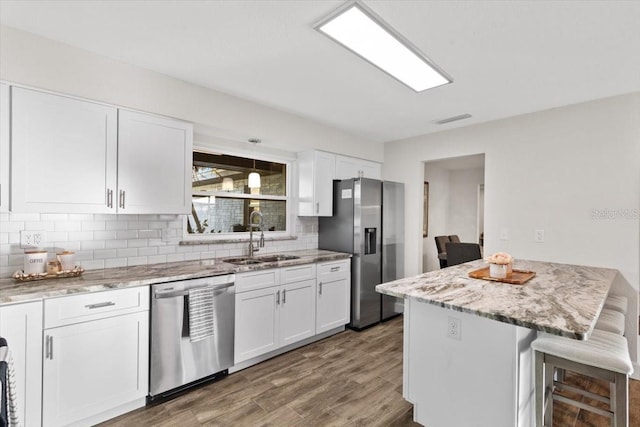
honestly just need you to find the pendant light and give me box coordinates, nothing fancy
[222,177,234,191]
[248,138,261,189]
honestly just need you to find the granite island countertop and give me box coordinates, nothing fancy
[376,259,618,340]
[0,249,350,304]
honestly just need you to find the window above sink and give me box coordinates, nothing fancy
[183,148,292,241]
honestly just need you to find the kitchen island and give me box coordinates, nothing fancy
[376,259,618,427]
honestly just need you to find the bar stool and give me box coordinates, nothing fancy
[558,307,626,384]
[595,308,626,335]
[532,329,633,427]
[604,294,628,315]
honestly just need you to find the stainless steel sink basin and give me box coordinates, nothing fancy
[223,257,263,265]
[256,254,300,263]
[223,254,300,265]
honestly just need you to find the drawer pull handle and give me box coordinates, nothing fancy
[276,290,280,305]
[330,266,340,272]
[85,301,116,310]
[282,289,286,304]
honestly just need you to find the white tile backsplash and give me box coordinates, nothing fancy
[0,213,319,278]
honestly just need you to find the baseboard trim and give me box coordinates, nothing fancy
[229,325,346,373]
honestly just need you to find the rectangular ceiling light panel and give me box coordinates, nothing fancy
[316,2,451,92]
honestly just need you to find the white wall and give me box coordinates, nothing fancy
[0,25,382,161]
[384,93,640,371]
[423,165,450,272]
[449,168,485,244]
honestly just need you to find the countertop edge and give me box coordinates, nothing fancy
[0,250,351,305]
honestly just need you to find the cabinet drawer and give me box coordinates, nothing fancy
[317,260,350,279]
[44,286,149,328]
[280,264,316,285]
[236,269,280,293]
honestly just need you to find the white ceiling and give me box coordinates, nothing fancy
[1,0,639,143]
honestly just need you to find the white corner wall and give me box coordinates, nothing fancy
[449,168,485,244]
[384,93,640,371]
[423,165,450,272]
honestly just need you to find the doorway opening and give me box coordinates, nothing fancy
[422,154,485,273]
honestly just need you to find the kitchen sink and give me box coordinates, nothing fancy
[223,254,300,265]
[256,254,300,262]
[222,257,263,265]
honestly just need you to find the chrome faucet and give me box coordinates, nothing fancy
[248,210,265,257]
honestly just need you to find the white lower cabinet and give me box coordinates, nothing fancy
[235,264,318,364]
[316,260,351,334]
[234,286,280,363]
[279,279,316,346]
[42,287,149,427]
[0,301,43,427]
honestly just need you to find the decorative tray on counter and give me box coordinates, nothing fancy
[12,267,85,282]
[468,267,536,285]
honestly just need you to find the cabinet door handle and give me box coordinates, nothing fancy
[119,190,126,209]
[276,290,280,305]
[85,301,116,310]
[330,266,340,272]
[316,202,319,214]
[107,188,113,208]
[46,335,53,360]
[282,289,286,304]
[318,282,322,295]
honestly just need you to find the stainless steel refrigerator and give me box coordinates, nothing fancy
[318,178,404,330]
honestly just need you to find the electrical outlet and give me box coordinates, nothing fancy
[20,230,46,249]
[447,316,461,340]
[535,229,545,243]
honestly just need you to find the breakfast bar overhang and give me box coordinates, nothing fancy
[376,259,618,427]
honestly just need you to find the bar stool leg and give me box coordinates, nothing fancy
[544,359,555,426]
[613,372,628,427]
[535,350,544,427]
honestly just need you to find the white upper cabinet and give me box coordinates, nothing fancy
[298,150,382,217]
[11,87,118,213]
[117,110,192,214]
[0,83,9,212]
[9,87,192,214]
[297,150,335,217]
[334,154,382,180]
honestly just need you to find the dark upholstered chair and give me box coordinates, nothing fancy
[434,236,450,268]
[448,235,460,243]
[445,242,482,267]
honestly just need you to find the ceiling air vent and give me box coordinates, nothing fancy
[435,114,472,125]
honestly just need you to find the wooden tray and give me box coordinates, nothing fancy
[468,267,536,285]
[12,267,84,282]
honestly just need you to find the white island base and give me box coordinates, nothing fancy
[404,298,537,427]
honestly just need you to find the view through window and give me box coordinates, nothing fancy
[188,151,288,236]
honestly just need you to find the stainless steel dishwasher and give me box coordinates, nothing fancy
[149,274,235,402]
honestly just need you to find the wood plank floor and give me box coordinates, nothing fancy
[100,316,639,426]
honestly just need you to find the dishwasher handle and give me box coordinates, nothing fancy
[154,282,234,299]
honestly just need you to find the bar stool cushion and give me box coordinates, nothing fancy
[595,308,625,335]
[531,330,633,375]
[604,294,628,315]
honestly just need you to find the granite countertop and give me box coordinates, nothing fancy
[376,259,618,340]
[0,249,350,305]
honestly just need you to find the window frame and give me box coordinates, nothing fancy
[182,145,293,242]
